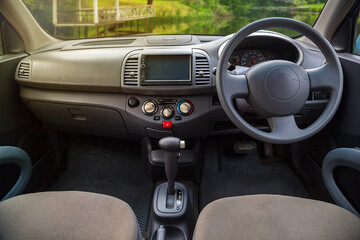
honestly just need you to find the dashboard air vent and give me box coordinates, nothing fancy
[124,56,139,86]
[17,61,31,80]
[195,54,210,85]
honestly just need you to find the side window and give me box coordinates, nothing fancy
[354,11,360,55]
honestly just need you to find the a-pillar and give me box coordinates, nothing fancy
[94,0,99,37]
[94,0,99,24]
[52,0,57,35]
[78,0,82,23]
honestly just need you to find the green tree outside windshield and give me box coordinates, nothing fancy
[23,0,326,39]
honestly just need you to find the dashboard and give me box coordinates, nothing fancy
[15,32,328,140]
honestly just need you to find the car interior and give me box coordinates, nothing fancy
[0,0,360,239]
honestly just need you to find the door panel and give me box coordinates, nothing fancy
[0,18,48,198]
[330,53,360,146]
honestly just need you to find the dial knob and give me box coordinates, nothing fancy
[177,100,193,116]
[128,97,140,108]
[142,100,158,115]
[161,106,174,119]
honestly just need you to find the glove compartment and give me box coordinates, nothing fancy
[26,101,129,138]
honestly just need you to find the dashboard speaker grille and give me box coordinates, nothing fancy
[17,61,31,80]
[195,54,211,85]
[124,56,139,86]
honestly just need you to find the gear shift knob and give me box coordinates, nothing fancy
[158,137,185,195]
[158,137,185,152]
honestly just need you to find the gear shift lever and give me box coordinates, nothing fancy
[158,137,185,195]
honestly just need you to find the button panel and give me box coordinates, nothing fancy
[308,91,330,101]
[138,98,194,120]
[125,95,210,139]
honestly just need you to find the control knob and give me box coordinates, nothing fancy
[128,97,140,108]
[142,100,158,115]
[161,106,175,119]
[177,100,193,116]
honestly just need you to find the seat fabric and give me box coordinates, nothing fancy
[0,191,141,240]
[194,194,360,240]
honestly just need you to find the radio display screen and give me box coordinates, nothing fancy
[143,55,191,84]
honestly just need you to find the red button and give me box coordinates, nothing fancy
[163,121,172,129]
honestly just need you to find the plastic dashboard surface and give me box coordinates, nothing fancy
[15,32,306,94]
[15,33,328,139]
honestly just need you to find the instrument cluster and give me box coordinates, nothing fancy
[228,49,279,70]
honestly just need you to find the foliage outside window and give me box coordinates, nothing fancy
[23,0,326,39]
[354,11,360,55]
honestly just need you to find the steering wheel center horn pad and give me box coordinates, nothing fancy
[246,60,309,117]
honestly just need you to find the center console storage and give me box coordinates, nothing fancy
[151,181,195,240]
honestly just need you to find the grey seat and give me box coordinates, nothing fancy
[0,191,141,240]
[194,194,360,240]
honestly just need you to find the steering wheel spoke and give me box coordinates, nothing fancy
[306,64,339,91]
[223,72,249,99]
[267,115,302,137]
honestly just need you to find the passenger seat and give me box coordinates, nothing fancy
[0,191,142,240]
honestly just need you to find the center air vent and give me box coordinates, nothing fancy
[123,56,139,86]
[17,60,31,80]
[195,54,211,85]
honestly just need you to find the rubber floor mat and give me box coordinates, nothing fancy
[49,135,154,233]
[200,138,311,209]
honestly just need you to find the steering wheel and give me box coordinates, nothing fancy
[217,18,343,144]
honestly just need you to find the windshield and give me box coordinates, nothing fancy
[23,0,326,39]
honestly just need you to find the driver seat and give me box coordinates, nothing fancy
[194,194,360,240]
[0,191,142,240]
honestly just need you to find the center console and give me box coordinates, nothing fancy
[149,137,196,240]
[121,48,214,140]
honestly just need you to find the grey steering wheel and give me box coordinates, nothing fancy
[217,18,343,144]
